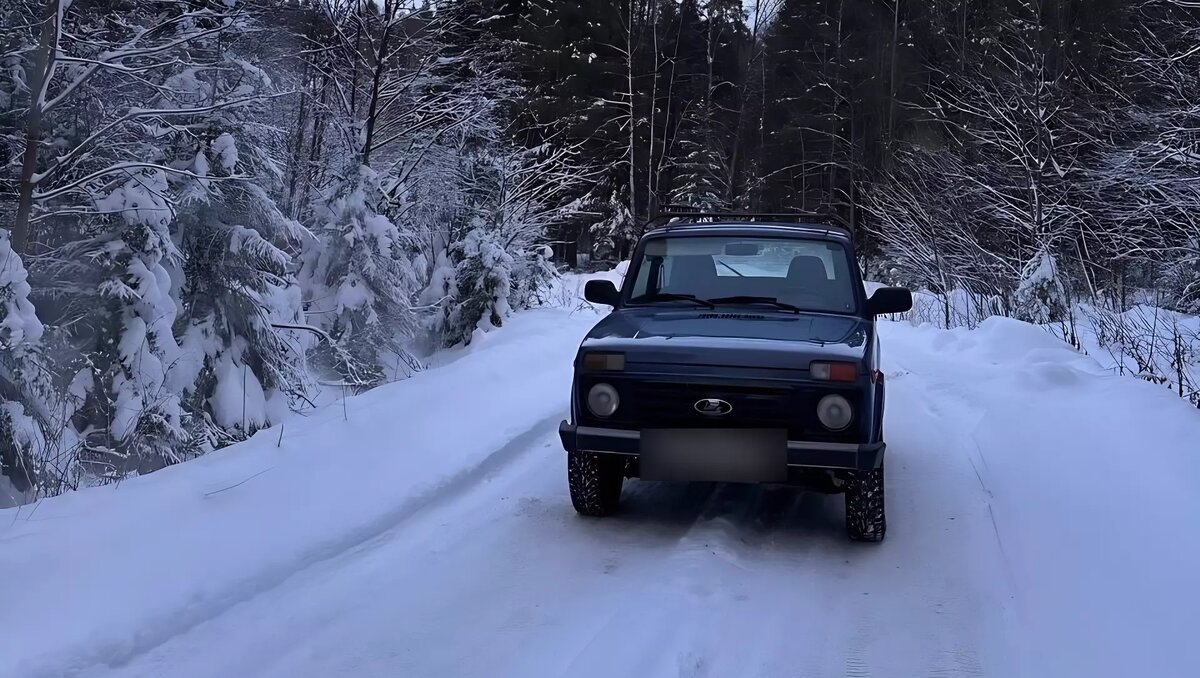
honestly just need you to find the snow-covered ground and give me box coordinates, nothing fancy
[873,281,1200,408]
[3,270,1199,678]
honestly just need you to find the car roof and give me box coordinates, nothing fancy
[643,221,853,243]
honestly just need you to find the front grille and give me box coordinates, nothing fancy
[630,382,795,427]
[580,376,863,442]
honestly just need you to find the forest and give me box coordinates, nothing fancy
[2,0,1198,500]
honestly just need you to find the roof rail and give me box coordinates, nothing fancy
[643,205,851,233]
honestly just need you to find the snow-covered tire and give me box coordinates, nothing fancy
[568,451,623,517]
[844,465,886,542]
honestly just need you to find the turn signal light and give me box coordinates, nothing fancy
[583,352,625,371]
[810,361,857,382]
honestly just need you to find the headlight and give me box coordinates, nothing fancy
[816,394,853,430]
[587,383,620,417]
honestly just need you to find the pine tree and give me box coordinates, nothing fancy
[5,0,289,479]
[0,229,59,498]
[78,168,190,476]
[670,108,730,210]
[1014,250,1070,324]
[300,164,420,387]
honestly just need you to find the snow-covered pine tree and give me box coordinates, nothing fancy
[431,138,591,347]
[419,134,514,348]
[1014,249,1070,324]
[300,164,420,387]
[6,0,292,478]
[0,229,61,500]
[160,15,315,447]
[670,107,730,210]
[296,0,509,379]
[586,174,636,262]
[76,168,190,477]
[446,221,514,343]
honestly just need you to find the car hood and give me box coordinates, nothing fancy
[579,308,870,371]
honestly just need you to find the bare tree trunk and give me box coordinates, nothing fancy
[829,0,845,207]
[647,0,659,216]
[13,0,62,254]
[653,7,687,212]
[361,0,395,166]
[960,0,967,74]
[301,71,331,220]
[626,0,638,225]
[800,132,808,209]
[285,49,313,217]
[886,0,900,158]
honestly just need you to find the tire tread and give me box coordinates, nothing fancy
[568,451,623,516]
[845,465,886,542]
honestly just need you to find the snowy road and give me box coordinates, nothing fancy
[5,297,1200,678]
[89,406,1008,678]
[87,408,1011,678]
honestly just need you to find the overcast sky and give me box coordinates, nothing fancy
[742,0,781,29]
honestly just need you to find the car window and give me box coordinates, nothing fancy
[626,235,858,314]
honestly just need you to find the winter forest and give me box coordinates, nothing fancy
[2,0,1199,502]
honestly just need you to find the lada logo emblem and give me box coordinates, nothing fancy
[694,398,733,416]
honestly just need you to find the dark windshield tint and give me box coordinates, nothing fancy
[626,235,858,314]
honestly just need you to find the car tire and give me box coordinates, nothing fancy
[844,464,886,542]
[568,451,624,517]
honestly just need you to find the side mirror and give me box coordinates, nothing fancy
[866,287,913,316]
[584,279,621,307]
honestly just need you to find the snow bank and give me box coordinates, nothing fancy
[1074,302,1200,406]
[870,278,1200,407]
[563,259,628,293]
[869,283,1005,329]
[881,316,1200,677]
[539,259,629,311]
[0,305,604,678]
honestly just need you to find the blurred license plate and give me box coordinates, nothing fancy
[640,428,787,482]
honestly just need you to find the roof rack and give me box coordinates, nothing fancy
[643,205,851,233]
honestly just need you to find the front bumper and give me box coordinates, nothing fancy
[559,421,884,472]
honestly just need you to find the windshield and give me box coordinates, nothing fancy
[625,235,859,314]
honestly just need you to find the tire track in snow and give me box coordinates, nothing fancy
[533,337,1019,678]
[912,370,1024,630]
[542,375,1008,678]
[842,609,878,678]
[97,432,749,678]
[98,323,1025,678]
[511,479,850,678]
[47,414,566,678]
[540,483,755,678]
[841,357,1011,677]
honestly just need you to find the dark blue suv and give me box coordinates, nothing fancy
[558,213,913,541]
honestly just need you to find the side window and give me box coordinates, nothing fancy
[631,258,652,296]
[630,256,663,297]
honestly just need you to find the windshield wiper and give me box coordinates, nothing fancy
[705,296,803,314]
[716,261,745,277]
[629,293,716,308]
